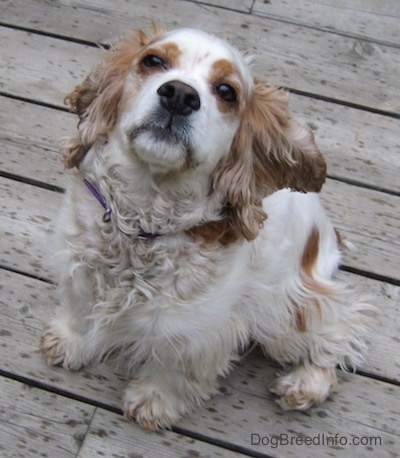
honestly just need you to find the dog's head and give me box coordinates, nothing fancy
[63,27,326,240]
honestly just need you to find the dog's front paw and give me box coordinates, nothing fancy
[270,365,337,410]
[39,321,85,371]
[123,379,184,430]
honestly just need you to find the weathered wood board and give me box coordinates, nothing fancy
[0,376,94,458]
[1,1,399,456]
[1,1,400,112]
[79,409,249,457]
[252,0,400,46]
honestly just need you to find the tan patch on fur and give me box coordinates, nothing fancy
[292,227,336,332]
[301,227,320,276]
[295,313,306,333]
[137,42,182,75]
[209,59,242,115]
[300,227,335,295]
[294,298,323,333]
[292,300,307,333]
[187,219,240,246]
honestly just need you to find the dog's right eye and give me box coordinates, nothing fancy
[141,55,166,69]
[216,84,237,103]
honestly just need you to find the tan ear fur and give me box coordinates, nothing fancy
[248,82,327,194]
[214,81,326,241]
[62,27,159,169]
[213,120,266,241]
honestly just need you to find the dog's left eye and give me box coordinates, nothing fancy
[216,84,237,103]
[141,55,166,69]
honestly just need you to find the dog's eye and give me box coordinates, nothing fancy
[141,55,166,69]
[216,84,237,103]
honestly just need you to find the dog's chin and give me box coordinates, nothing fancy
[129,126,194,172]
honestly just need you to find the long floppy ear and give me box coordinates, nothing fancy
[214,81,326,241]
[61,28,159,169]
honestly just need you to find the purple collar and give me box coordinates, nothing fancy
[83,178,162,239]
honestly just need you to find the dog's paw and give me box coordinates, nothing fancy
[39,321,85,371]
[123,379,184,430]
[270,365,337,410]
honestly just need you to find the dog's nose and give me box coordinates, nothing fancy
[157,81,201,116]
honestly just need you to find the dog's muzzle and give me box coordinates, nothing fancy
[131,81,200,146]
[127,80,201,170]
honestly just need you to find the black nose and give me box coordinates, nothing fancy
[157,80,201,116]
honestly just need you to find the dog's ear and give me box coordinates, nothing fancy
[61,29,156,169]
[214,81,326,241]
[249,82,327,194]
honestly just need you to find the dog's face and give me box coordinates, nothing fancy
[63,27,326,240]
[119,29,253,173]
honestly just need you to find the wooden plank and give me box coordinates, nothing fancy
[1,176,398,280]
[79,409,247,458]
[1,3,400,112]
[0,268,127,401]
[252,0,400,46]
[0,178,61,280]
[320,180,400,282]
[0,267,399,457]
[0,375,246,458]
[0,28,101,107]
[1,95,399,193]
[0,376,94,458]
[290,97,400,194]
[190,0,253,13]
[0,97,74,188]
[335,272,400,380]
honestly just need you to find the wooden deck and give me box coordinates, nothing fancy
[0,1,399,456]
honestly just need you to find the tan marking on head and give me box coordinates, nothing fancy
[210,58,237,79]
[137,42,182,76]
[209,59,242,116]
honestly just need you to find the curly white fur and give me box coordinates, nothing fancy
[40,27,373,430]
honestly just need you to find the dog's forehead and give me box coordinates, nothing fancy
[155,28,243,66]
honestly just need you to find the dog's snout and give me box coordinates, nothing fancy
[157,81,200,116]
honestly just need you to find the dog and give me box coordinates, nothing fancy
[40,27,373,430]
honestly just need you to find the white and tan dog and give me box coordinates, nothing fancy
[40,27,372,430]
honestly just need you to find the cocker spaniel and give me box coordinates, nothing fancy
[40,27,372,430]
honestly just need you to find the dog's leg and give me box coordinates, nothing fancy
[270,364,337,410]
[40,315,89,371]
[124,369,198,430]
[250,247,373,410]
[40,264,100,370]
[123,350,232,430]
[257,287,372,410]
